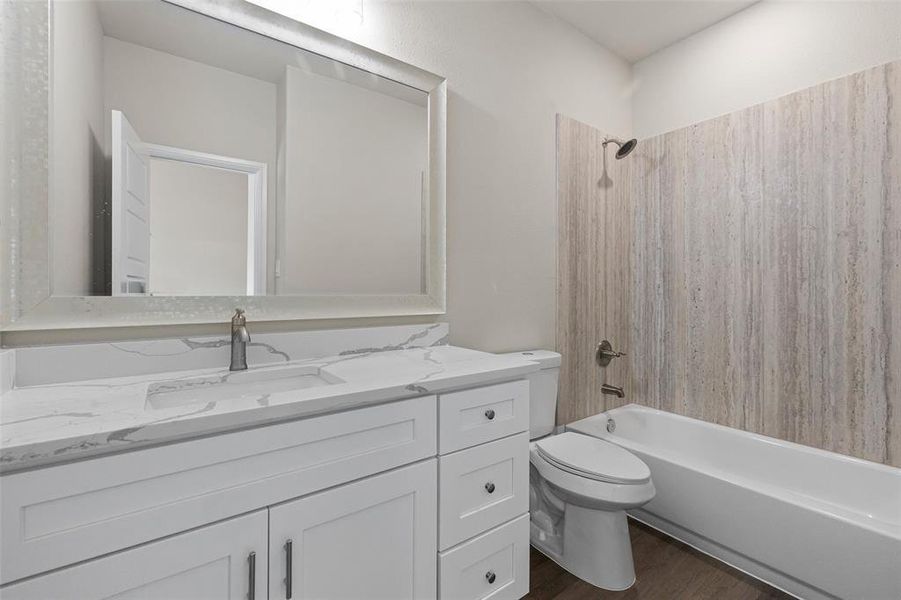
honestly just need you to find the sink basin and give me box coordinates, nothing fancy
[145,364,344,410]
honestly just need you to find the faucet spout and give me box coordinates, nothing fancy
[601,383,624,398]
[230,309,250,371]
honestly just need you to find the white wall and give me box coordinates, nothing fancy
[259,0,634,351]
[632,1,901,138]
[51,0,105,296]
[277,66,426,295]
[103,36,279,287]
[148,159,248,296]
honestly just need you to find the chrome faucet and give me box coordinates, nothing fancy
[230,309,250,371]
[601,384,624,398]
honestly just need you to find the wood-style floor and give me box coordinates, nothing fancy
[525,520,791,600]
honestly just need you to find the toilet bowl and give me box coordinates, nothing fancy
[503,350,655,591]
[529,432,655,590]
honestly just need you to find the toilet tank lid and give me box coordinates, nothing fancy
[501,350,561,369]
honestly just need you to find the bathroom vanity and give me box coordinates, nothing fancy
[0,326,535,599]
[0,0,507,596]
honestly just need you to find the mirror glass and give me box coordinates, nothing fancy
[51,0,429,298]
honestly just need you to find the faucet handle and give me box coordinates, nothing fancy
[596,340,626,367]
[232,308,246,325]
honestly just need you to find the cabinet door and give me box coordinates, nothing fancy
[270,460,437,600]
[2,510,267,600]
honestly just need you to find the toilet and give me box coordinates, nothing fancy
[503,350,655,591]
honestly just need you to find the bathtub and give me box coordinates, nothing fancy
[566,404,901,600]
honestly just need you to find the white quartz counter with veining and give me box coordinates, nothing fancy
[0,345,538,472]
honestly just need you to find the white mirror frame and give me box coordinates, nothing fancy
[0,0,446,332]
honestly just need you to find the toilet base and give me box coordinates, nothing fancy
[528,434,655,592]
[532,504,636,591]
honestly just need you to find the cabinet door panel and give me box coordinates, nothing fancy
[1,510,267,600]
[270,460,437,600]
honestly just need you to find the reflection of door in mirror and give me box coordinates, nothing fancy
[110,110,267,297]
[111,110,150,296]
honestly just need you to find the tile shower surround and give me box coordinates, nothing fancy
[557,61,900,466]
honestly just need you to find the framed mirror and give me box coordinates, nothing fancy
[1,0,445,331]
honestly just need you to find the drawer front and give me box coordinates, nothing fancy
[439,380,529,454]
[1,396,436,584]
[439,433,529,550]
[439,514,529,600]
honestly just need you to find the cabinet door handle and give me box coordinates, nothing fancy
[485,481,496,494]
[285,539,293,599]
[486,570,497,584]
[248,551,256,600]
[485,409,496,420]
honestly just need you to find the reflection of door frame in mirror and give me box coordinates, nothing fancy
[1,0,446,332]
[143,144,268,296]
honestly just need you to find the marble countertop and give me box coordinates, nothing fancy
[0,345,539,473]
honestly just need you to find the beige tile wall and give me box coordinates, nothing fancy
[557,61,900,466]
[556,115,632,424]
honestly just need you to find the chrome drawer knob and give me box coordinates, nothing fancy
[485,482,495,494]
[485,409,496,420]
[486,571,496,584]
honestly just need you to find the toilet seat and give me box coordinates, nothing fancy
[535,432,650,485]
[529,441,656,511]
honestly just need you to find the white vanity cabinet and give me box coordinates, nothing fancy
[0,376,533,600]
[4,463,438,600]
[0,397,437,584]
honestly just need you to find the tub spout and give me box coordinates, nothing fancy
[601,383,624,398]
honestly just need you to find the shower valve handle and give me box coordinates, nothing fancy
[596,340,627,367]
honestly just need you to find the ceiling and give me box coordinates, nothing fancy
[533,0,759,63]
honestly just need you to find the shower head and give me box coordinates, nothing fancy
[603,137,638,159]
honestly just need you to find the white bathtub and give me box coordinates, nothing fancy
[566,404,901,600]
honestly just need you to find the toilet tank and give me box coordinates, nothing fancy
[502,350,561,439]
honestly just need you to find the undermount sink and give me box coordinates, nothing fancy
[145,364,344,410]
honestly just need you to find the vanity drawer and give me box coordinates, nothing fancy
[439,433,529,550]
[0,396,436,585]
[439,514,529,600]
[439,380,529,453]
